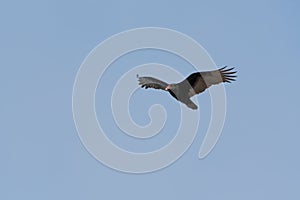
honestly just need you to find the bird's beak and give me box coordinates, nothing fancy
[165,85,171,90]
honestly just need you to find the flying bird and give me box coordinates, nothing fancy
[137,66,237,110]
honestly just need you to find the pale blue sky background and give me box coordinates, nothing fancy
[1,0,300,199]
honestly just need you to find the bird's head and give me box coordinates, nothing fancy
[165,84,177,91]
[165,84,176,91]
[165,85,171,91]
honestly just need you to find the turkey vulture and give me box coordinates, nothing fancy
[137,66,237,110]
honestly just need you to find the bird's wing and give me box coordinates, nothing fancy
[186,66,237,97]
[137,75,169,90]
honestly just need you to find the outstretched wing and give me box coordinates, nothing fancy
[186,66,237,97]
[137,75,169,90]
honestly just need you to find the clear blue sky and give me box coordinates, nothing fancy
[1,0,300,199]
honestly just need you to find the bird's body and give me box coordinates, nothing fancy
[138,66,237,110]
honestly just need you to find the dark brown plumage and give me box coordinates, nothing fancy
[138,66,237,110]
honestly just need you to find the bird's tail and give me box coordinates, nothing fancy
[185,100,198,110]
